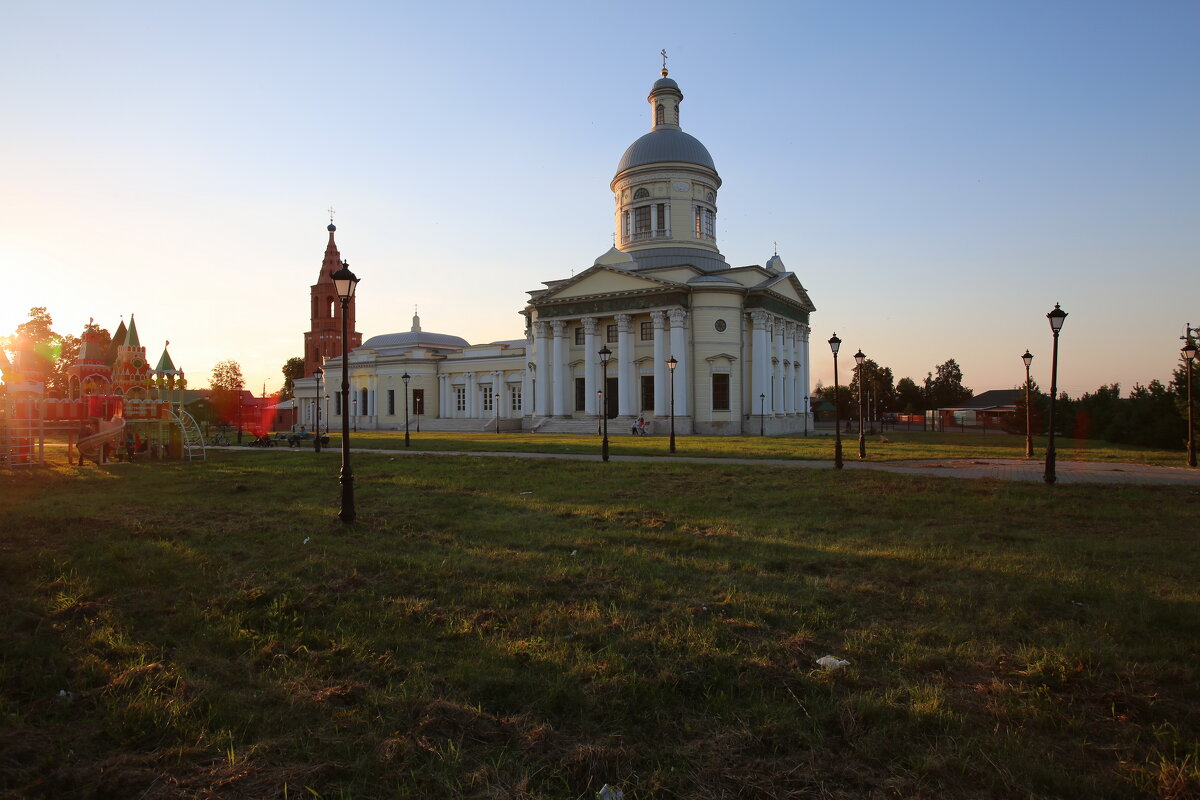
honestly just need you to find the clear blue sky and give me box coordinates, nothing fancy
[2,0,1197,397]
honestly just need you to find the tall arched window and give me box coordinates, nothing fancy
[327,297,336,318]
[656,104,665,125]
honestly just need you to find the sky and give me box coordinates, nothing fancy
[2,0,1197,398]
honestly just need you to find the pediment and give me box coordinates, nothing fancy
[755,273,816,312]
[537,265,683,303]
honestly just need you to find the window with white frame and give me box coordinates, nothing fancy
[454,386,466,412]
[482,386,493,412]
[510,384,522,412]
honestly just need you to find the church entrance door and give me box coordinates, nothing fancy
[606,377,619,419]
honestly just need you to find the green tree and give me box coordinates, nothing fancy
[1002,378,1046,435]
[896,377,924,413]
[925,358,973,408]
[209,359,245,425]
[280,356,305,400]
[848,358,896,414]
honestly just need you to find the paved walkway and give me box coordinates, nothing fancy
[216,446,1200,486]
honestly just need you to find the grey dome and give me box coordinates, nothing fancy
[615,129,716,174]
[361,331,468,350]
[652,77,679,91]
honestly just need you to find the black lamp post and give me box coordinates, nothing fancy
[1021,350,1033,459]
[667,355,677,453]
[402,372,410,447]
[236,380,244,444]
[854,349,866,460]
[1182,340,1197,468]
[331,260,359,522]
[314,367,324,453]
[759,393,765,436]
[596,390,603,435]
[1044,303,1067,485]
[803,396,809,437]
[494,376,500,434]
[599,346,611,462]
[352,393,357,433]
[829,333,843,470]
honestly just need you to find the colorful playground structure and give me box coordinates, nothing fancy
[0,315,205,467]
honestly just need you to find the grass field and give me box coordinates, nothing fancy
[308,429,1189,468]
[2,451,1197,799]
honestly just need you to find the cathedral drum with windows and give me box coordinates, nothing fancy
[293,67,815,436]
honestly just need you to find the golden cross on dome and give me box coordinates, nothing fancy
[661,49,668,76]
[328,206,336,224]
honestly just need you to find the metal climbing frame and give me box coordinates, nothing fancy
[169,407,206,461]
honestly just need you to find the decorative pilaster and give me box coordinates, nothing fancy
[651,310,667,414]
[615,314,635,416]
[668,308,689,417]
[582,317,598,416]
[551,320,568,416]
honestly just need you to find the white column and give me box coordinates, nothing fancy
[583,317,598,416]
[533,321,550,416]
[784,322,796,414]
[773,319,785,415]
[663,203,671,237]
[750,311,770,414]
[651,310,667,415]
[668,308,689,417]
[615,314,635,416]
[650,204,658,235]
[551,320,568,416]
[800,324,811,418]
[494,372,505,419]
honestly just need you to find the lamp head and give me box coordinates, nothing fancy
[599,346,612,365]
[667,355,678,372]
[828,333,841,356]
[1183,341,1198,363]
[1022,350,1033,368]
[314,367,323,377]
[1047,303,1067,332]
[401,372,410,383]
[330,260,359,300]
[853,349,865,367]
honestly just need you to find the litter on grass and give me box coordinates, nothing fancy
[597,785,624,800]
[303,537,311,545]
[816,655,850,671]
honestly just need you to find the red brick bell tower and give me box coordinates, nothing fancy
[304,221,361,377]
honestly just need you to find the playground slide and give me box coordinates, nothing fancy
[76,417,126,464]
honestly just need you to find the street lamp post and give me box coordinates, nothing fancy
[803,396,809,437]
[314,367,324,453]
[331,261,359,522]
[236,380,244,444]
[667,355,678,453]
[494,375,500,435]
[596,390,603,435]
[402,372,410,447]
[829,333,843,470]
[599,346,611,462]
[1021,350,1034,459]
[1044,304,1067,485]
[759,393,765,436]
[854,349,866,460]
[1182,340,1197,468]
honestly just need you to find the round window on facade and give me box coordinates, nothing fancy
[714,319,727,332]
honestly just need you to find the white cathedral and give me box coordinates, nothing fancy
[294,68,816,436]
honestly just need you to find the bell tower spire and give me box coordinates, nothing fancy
[304,217,361,378]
